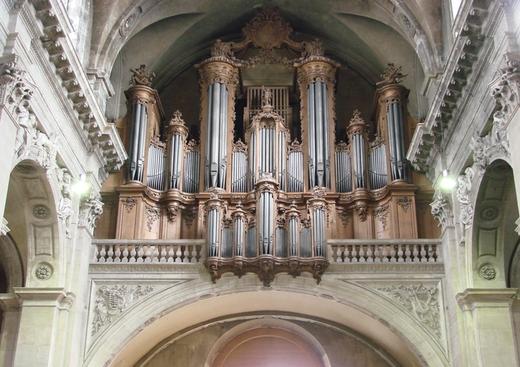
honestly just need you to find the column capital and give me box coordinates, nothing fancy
[13,287,68,307]
[456,288,518,311]
[0,293,20,311]
[296,57,338,86]
[197,57,240,87]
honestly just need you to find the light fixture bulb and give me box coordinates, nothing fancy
[72,173,91,195]
[439,169,456,191]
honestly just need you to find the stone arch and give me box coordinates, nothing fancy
[0,235,24,292]
[4,160,64,287]
[204,318,332,367]
[470,159,518,288]
[84,276,448,367]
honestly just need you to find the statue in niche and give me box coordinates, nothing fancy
[130,64,155,87]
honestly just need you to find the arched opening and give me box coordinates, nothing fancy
[84,278,447,367]
[472,160,519,287]
[0,160,60,366]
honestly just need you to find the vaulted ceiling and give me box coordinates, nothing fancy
[89,0,444,118]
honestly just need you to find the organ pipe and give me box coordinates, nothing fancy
[166,111,189,190]
[347,110,368,190]
[197,55,239,191]
[376,64,410,182]
[296,57,338,190]
[232,205,247,256]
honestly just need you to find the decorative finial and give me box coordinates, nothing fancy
[211,39,234,59]
[130,64,155,87]
[169,110,185,125]
[348,109,365,126]
[301,38,324,58]
[379,63,406,85]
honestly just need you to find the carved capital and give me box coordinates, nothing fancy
[198,59,240,87]
[296,58,337,86]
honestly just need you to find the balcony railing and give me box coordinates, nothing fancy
[91,239,206,264]
[327,239,442,264]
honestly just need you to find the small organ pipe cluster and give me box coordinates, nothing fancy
[115,9,421,285]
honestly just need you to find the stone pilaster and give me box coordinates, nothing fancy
[457,288,519,367]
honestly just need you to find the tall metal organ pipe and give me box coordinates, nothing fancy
[197,57,239,191]
[166,111,188,190]
[347,110,368,190]
[206,198,223,257]
[127,100,148,182]
[232,207,247,256]
[309,200,326,257]
[376,64,409,183]
[297,57,337,190]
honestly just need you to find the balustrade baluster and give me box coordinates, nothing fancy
[122,245,129,263]
[366,245,374,263]
[114,245,121,262]
[175,246,182,263]
[137,245,144,263]
[420,244,427,263]
[98,245,107,263]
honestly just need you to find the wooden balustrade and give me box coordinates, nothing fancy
[327,239,442,264]
[91,239,206,264]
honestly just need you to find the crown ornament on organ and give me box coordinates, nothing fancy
[130,64,156,87]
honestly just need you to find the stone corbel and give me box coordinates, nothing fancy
[79,191,104,235]
[430,190,453,229]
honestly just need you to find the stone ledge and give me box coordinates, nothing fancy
[456,288,518,311]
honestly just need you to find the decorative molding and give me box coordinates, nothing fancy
[27,2,126,172]
[91,284,154,336]
[430,191,453,229]
[478,263,497,280]
[122,197,137,213]
[397,196,411,212]
[376,283,441,339]
[119,6,143,38]
[407,1,498,171]
[145,206,160,231]
[34,262,53,280]
[32,204,50,219]
[374,204,389,230]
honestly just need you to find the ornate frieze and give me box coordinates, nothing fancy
[376,283,441,339]
[91,284,154,336]
[27,1,125,172]
[407,0,498,171]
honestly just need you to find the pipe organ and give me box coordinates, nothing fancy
[112,9,428,285]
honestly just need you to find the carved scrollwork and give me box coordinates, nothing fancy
[145,206,160,231]
[91,284,154,336]
[430,191,452,229]
[80,191,104,234]
[130,64,155,87]
[374,204,389,230]
[376,283,441,339]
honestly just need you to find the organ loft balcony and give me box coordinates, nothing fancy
[93,9,441,285]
